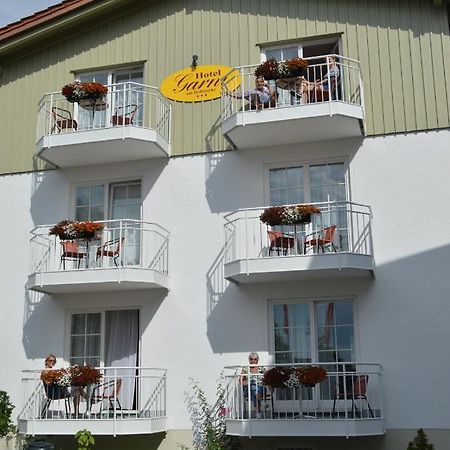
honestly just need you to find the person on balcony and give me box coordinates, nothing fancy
[305,55,340,102]
[240,352,265,418]
[228,76,276,110]
[289,76,309,105]
[42,354,86,417]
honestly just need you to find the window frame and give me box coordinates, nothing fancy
[64,306,142,368]
[268,296,360,364]
[263,158,351,206]
[70,177,143,222]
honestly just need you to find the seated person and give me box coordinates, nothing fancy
[228,76,276,110]
[289,76,309,104]
[240,352,265,418]
[305,55,340,102]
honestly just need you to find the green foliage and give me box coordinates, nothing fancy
[185,376,241,450]
[75,429,95,450]
[407,428,434,450]
[0,390,15,438]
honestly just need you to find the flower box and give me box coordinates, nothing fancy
[49,220,104,241]
[61,81,108,103]
[260,204,321,226]
[254,57,309,80]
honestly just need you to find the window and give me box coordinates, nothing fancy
[268,162,349,250]
[70,312,101,367]
[74,180,141,221]
[76,67,144,129]
[272,300,355,365]
[69,309,139,367]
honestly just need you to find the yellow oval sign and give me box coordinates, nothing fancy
[160,64,241,102]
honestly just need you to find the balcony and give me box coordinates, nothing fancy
[221,55,364,149]
[36,82,171,168]
[28,219,170,294]
[224,362,383,437]
[18,367,167,436]
[224,201,374,284]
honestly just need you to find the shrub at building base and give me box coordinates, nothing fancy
[75,429,95,450]
[0,391,15,438]
[407,428,434,450]
[182,377,242,450]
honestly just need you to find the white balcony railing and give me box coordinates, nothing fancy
[224,201,373,263]
[36,82,171,145]
[221,54,364,122]
[18,367,167,436]
[30,219,169,293]
[224,362,383,437]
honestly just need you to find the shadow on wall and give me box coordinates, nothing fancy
[21,288,168,360]
[205,241,450,356]
[29,158,168,227]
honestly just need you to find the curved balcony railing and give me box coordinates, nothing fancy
[19,367,167,435]
[30,219,169,276]
[36,82,171,145]
[224,362,382,423]
[224,201,373,265]
[221,54,364,123]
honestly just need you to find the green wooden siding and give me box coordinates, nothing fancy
[0,0,449,174]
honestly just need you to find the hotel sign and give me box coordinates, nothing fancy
[160,64,241,102]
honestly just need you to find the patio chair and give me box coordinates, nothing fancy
[267,230,295,256]
[332,374,374,418]
[111,104,138,125]
[61,240,86,270]
[90,378,123,415]
[303,225,337,254]
[51,107,78,133]
[41,382,71,418]
[95,237,124,267]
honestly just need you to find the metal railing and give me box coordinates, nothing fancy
[224,362,382,422]
[30,219,169,275]
[221,54,363,123]
[19,367,166,429]
[37,82,171,145]
[224,201,373,265]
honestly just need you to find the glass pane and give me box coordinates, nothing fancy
[269,169,286,190]
[76,187,90,206]
[274,352,292,364]
[310,165,327,186]
[75,206,89,222]
[90,205,104,221]
[292,352,311,363]
[336,326,354,348]
[335,303,353,325]
[112,186,128,205]
[317,326,335,348]
[91,185,105,205]
[274,328,290,351]
[292,328,311,352]
[311,186,327,203]
[286,167,303,188]
[273,304,287,327]
[85,357,100,367]
[86,313,101,333]
[270,189,286,206]
[318,350,337,363]
[128,184,141,202]
[286,188,303,204]
[266,49,282,61]
[111,205,127,220]
[283,47,298,60]
[86,335,101,357]
[70,357,85,367]
[127,204,141,220]
[316,303,334,328]
[289,303,310,328]
[328,163,345,183]
[71,336,85,357]
[71,314,85,334]
[336,350,354,363]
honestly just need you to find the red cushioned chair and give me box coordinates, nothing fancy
[303,225,337,254]
[267,230,295,256]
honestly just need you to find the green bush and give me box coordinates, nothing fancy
[0,391,15,438]
[75,429,95,450]
[407,428,434,450]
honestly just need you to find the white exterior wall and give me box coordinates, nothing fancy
[0,129,450,442]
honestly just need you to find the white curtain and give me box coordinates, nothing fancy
[105,310,139,409]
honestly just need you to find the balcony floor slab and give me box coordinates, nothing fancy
[37,126,169,167]
[28,267,170,294]
[18,416,167,436]
[224,253,374,284]
[222,102,364,149]
[226,417,384,437]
